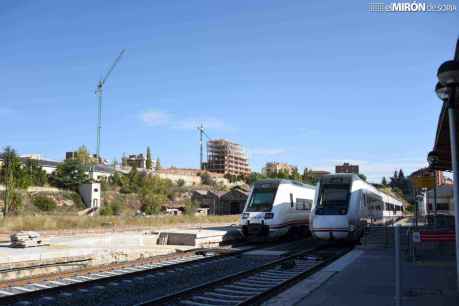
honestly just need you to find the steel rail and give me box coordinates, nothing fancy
[136,244,351,306]
[0,239,300,305]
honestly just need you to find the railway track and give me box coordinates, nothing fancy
[0,238,313,306]
[137,244,351,306]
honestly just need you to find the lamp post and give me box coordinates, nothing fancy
[435,40,459,290]
[427,150,440,229]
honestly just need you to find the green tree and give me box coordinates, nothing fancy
[358,173,367,181]
[24,159,47,186]
[141,192,167,215]
[155,157,161,171]
[302,169,319,185]
[381,177,388,186]
[110,171,123,186]
[1,146,21,216]
[146,147,153,170]
[245,172,266,185]
[76,145,92,166]
[289,168,301,181]
[49,159,89,190]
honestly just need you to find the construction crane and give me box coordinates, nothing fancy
[197,124,210,170]
[94,49,125,164]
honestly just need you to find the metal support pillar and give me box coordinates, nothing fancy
[447,86,459,291]
[433,170,437,229]
[395,225,401,306]
[414,187,418,229]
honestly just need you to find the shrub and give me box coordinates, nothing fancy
[99,198,123,216]
[110,199,123,216]
[200,172,216,186]
[141,192,166,215]
[176,179,185,187]
[184,199,198,215]
[99,204,113,216]
[33,195,57,211]
[64,192,86,209]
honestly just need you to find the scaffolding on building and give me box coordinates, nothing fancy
[207,139,250,177]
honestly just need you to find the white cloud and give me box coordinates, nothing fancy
[141,111,170,126]
[141,110,227,131]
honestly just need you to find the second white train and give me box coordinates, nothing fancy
[310,174,404,241]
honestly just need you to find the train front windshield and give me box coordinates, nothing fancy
[316,184,350,215]
[246,188,277,212]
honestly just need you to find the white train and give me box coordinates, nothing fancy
[310,174,404,241]
[240,179,315,239]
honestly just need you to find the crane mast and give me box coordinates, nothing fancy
[94,49,125,164]
[198,124,210,170]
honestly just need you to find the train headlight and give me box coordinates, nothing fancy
[241,213,250,219]
[264,212,274,219]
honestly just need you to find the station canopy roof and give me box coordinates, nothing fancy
[432,101,457,171]
[432,39,459,171]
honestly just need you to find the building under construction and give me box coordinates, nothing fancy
[207,139,251,177]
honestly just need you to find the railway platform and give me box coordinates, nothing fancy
[266,224,458,306]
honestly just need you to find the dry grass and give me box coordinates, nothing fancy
[0,214,240,233]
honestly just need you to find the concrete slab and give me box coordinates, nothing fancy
[157,227,242,247]
[0,224,240,281]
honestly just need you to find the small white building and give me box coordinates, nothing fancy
[78,183,101,209]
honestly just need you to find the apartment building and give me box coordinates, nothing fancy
[262,162,298,176]
[335,162,359,174]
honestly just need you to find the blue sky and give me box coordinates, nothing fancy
[1,1,458,182]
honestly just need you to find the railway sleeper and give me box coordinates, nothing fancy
[241,277,281,285]
[236,280,277,288]
[180,300,216,306]
[224,284,264,292]
[192,295,238,304]
[214,288,256,295]
[203,292,247,300]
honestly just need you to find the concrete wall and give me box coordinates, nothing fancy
[158,173,201,186]
[0,185,62,193]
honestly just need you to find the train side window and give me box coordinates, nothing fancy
[290,193,294,208]
[306,199,312,210]
[295,198,312,211]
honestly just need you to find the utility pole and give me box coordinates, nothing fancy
[198,124,203,170]
[94,49,125,164]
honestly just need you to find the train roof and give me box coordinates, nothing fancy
[319,174,404,206]
[253,179,315,190]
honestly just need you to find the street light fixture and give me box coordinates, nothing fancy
[427,150,440,229]
[438,60,459,85]
[435,82,449,101]
[427,150,440,166]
